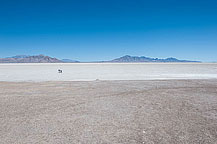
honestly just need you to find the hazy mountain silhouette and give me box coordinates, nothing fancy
[0,55,200,63]
[0,55,63,63]
[110,55,200,63]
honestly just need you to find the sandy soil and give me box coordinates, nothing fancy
[0,80,217,144]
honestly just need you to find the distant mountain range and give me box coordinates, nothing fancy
[61,59,80,63]
[0,55,200,63]
[110,55,200,63]
[0,55,63,63]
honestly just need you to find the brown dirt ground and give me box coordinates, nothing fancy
[0,80,217,144]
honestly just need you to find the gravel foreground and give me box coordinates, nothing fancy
[0,80,217,144]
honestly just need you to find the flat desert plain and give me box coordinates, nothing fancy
[0,63,217,81]
[0,63,217,144]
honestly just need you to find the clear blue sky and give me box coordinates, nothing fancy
[0,0,216,62]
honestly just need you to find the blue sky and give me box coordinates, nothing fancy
[0,0,217,62]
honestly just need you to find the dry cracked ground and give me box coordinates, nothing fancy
[0,80,217,144]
